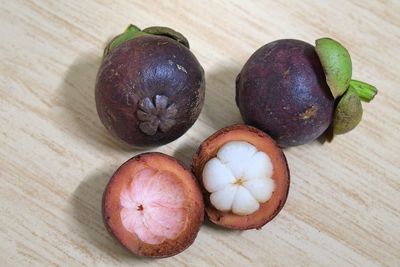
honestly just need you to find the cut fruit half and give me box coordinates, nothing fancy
[102,152,203,257]
[192,125,290,230]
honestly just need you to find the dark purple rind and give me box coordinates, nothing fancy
[236,39,334,147]
[96,35,205,147]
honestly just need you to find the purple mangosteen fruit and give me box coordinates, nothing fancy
[236,38,377,147]
[95,25,205,147]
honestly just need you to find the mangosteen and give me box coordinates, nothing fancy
[102,152,204,257]
[236,38,377,147]
[192,124,289,230]
[95,25,205,147]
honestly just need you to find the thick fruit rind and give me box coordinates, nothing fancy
[102,152,204,258]
[192,125,290,230]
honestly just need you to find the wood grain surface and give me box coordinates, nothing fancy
[1,1,399,266]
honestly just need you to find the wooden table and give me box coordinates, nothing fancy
[1,1,399,266]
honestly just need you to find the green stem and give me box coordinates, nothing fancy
[349,80,377,102]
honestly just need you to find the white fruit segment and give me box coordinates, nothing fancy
[244,151,273,180]
[202,141,275,215]
[203,158,235,192]
[243,178,274,203]
[217,141,257,178]
[232,186,260,215]
[210,184,237,211]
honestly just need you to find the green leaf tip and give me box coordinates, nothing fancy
[103,25,147,57]
[315,37,352,99]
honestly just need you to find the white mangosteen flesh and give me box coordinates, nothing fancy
[202,141,275,216]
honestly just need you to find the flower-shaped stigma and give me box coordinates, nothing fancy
[137,95,177,135]
[120,168,186,244]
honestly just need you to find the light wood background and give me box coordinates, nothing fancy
[1,1,399,266]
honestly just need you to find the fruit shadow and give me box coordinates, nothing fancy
[60,52,136,152]
[201,217,244,234]
[71,166,152,262]
[201,66,243,130]
[173,141,198,167]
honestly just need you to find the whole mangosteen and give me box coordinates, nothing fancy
[95,25,205,147]
[236,38,377,147]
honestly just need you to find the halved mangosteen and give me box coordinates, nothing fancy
[102,152,204,257]
[192,124,289,230]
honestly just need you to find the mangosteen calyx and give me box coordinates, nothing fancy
[103,24,190,58]
[315,37,352,98]
[137,95,178,136]
[315,37,377,102]
[142,26,189,49]
[333,87,363,135]
[315,37,378,136]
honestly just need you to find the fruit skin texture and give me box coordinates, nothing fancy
[102,152,204,258]
[236,39,335,147]
[192,124,290,230]
[96,34,205,147]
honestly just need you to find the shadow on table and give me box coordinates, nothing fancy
[201,65,243,130]
[60,52,134,152]
[173,141,198,167]
[172,65,243,165]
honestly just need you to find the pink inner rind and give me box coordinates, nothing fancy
[120,168,186,245]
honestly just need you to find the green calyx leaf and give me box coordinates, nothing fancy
[143,26,189,49]
[333,88,363,135]
[315,38,352,99]
[103,25,148,57]
[103,25,190,58]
